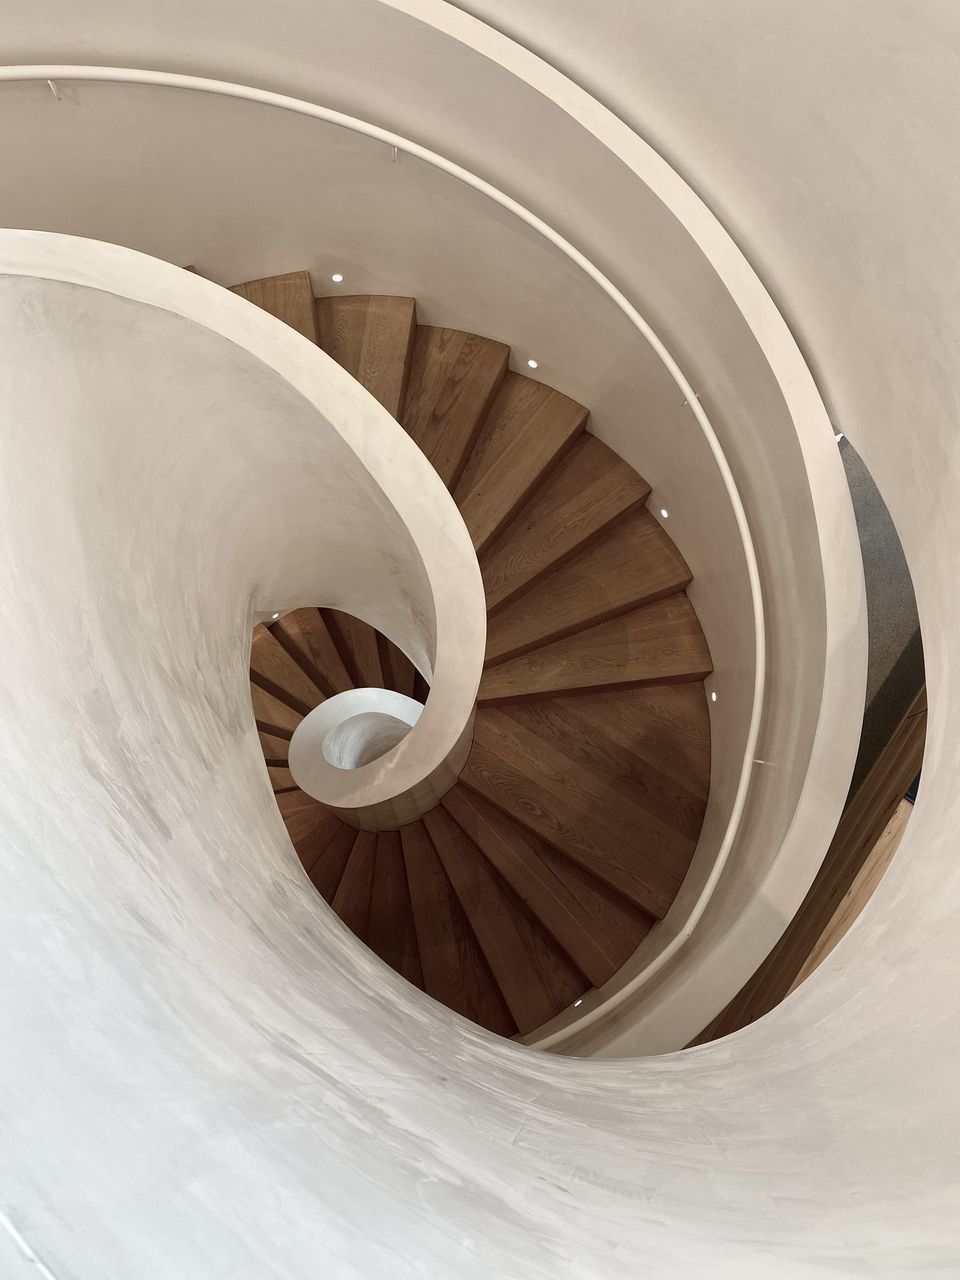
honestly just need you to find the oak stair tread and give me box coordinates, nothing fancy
[315,294,417,418]
[423,805,586,1034]
[402,821,516,1036]
[478,593,712,705]
[453,372,589,554]
[251,623,327,716]
[460,706,698,918]
[310,823,360,900]
[401,326,510,489]
[321,608,386,690]
[441,785,629,988]
[366,831,424,989]
[229,271,319,344]
[480,434,652,614]
[331,829,377,935]
[484,507,692,665]
[271,609,354,699]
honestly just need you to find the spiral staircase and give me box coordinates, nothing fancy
[241,271,712,1036]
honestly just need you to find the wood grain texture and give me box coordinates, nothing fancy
[277,789,338,847]
[453,372,588,553]
[258,730,290,763]
[229,271,319,343]
[269,765,296,792]
[316,295,417,417]
[401,821,515,1036]
[480,434,651,614]
[321,609,385,689]
[255,718,293,742]
[250,682,303,735]
[401,326,509,489]
[478,594,712,705]
[789,799,913,994]
[376,632,418,699]
[441,785,627,987]
[424,805,586,1034]
[461,707,697,918]
[366,831,423,988]
[271,609,353,698]
[502,695,709,842]
[292,811,344,872]
[250,624,326,715]
[309,823,358,900]
[331,830,377,936]
[485,508,691,665]
[690,686,926,1045]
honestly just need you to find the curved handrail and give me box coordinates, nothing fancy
[0,230,487,824]
[0,63,767,1017]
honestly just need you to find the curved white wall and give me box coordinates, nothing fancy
[0,242,948,1279]
[0,48,866,1047]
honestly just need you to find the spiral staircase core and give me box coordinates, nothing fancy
[242,270,713,1037]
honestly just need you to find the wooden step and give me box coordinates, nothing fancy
[440,786,628,988]
[250,682,303,736]
[460,706,699,918]
[498,695,709,845]
[453,373,588,553]
[255,718,293,742]
[270,609,353,699]
[308,823,358,900]
[376,632,418,699]
[258,729,290,763]
[423,806,586,1034]
[293,811,344,872]
[331,830,377,936]
[366,831,423,988]
[277,788,335,846]
[478,594,712,705]
[480,435,651,614]
[250,624,327,715]
[321,609,384,689]
[401,822,515,1036]
[484,508,691,666]
[401,327,509,489]
[316,295,417,417]
[229,271,319,343]
[269,765,296,792]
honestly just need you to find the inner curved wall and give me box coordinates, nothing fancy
[0,64,865,1045]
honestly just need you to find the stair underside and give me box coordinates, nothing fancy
[236,270,712,1038]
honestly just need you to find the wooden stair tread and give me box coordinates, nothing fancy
[401,326,509,489]
[533,839,654,972]
[321,609,385,689]
[460,707,698,918]
[271,609,353,699]
[499,696,709,844]
[376,632,418,699]
[309,823,358,900]
[250,682,303,736]
[293,811,344,872]
[250,623,326,716]
[258,729,290,763]
[485,507,691,665]
[441,785,628,988]
[331,830,377,935]
[401,822,515,1036]
[453,372,588,553]
[229,271,319,343]
[556,684,711,802]
[480,435,651,613]
[478,594,712,705]
[366,831,423,988]
[269,765,296,792]
[316,295,417,417]
[423,806,586,1034]
[277,788,329,842]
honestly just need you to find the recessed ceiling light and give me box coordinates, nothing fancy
[271,612,280,620]
[331,272,344,283]
[660,508,669,519]
[527,358,539,369]
[711,691,718,703]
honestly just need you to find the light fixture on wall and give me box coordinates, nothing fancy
[331,272,344,284]
[711,691,718,703]
[527,358,539,369]
[271,612,280,620]
[660,508,669,519]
